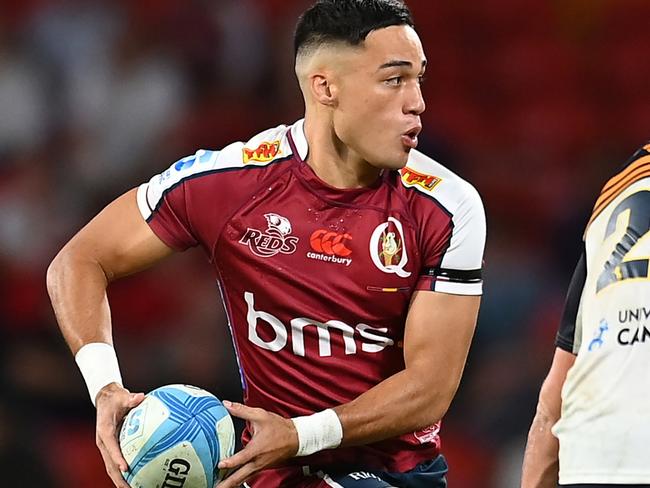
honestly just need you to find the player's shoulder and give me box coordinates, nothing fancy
[139,123,296,218]
[605,142,650,184]
[173,123,294,177]
[398,149,483,216]
[586,142,650,229]
[145,123,296,196]
[621,142,650,171]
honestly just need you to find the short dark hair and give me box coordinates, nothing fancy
[294,0,414,57]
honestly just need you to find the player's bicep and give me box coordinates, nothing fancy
[62,188,175,280]
[404,291,480,383]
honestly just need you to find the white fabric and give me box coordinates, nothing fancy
[404,150,486,296]
[316,471,345,488]
[291,409,343,457]
[137,124,294,220]
[553,177,650,484]
[75,342,123,406]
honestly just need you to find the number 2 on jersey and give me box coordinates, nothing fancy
[597,190,650,292]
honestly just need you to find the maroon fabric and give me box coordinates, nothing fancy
[147,150,455,482]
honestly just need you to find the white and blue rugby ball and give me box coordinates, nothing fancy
[119,384,235,488]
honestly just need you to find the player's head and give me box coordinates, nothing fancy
[294,0,426,169]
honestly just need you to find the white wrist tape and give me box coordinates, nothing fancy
[75,342,123,406]
[291,408,343,457]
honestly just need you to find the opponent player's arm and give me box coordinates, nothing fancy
[46,188,175,488]
[521,250,584,488]
[521,348,575,488]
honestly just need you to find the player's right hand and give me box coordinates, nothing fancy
[95,383,145,488]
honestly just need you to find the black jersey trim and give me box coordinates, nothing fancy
[422,266,482,283]
[144,186,154,213]
[555,251,586,353]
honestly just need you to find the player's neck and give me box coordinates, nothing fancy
[303,117,383,189]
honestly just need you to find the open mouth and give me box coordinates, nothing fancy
[401,127,421,149]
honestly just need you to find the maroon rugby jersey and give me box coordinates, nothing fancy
[137,120,486,486]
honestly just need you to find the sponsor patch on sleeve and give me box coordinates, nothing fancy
[400,167,442,192]
[242,140,282,164]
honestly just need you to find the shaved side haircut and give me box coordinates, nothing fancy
[294,0,414,60]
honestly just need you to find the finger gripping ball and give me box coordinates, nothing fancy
[119,384,235,487]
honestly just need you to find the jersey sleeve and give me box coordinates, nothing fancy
[416,182,486,295]
[136,150,216,251]
[555,251,586,354]
[136,124,294,257]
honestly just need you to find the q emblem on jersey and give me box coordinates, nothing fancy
[239,213,298,258]
[369,217,411,278]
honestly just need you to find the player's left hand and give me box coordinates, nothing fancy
[217,401,299,488]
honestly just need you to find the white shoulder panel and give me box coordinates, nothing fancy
[137,124,293,220]
[402,150,486,295]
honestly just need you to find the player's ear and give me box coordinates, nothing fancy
[310,74,338,108]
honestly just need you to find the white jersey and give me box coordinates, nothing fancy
[553,144,650,484]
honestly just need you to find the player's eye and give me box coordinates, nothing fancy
[418,75,427,85]
[385,76,403,86]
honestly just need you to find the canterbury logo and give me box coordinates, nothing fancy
[243,141,281,164]
[307,230,353,267]
[310,230,352,256]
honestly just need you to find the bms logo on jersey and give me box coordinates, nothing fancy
[244,291,394,357]
[239,213,298,258]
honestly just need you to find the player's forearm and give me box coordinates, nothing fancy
[47,247,114,354]
[334,363,457,446]
[521,407,559,488]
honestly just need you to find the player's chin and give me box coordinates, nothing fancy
[366,146,410,170]
[389,149,411,169]
[369,157,407,171]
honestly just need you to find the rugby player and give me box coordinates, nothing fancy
[522,143,650,488]
[47,1,486,487]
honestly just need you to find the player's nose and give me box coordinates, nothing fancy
[404,82,426,116]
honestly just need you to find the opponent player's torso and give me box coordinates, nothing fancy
[555,147,650,484]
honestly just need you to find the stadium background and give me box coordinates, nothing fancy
[0,0,648,486]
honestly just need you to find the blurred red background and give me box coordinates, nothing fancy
[0,0,648,486]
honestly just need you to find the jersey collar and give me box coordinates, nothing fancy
[289,119,309,162]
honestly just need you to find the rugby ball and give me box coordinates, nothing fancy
[119,384,235,488]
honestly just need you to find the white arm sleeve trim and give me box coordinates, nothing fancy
[137,183,152,220]
[434,182,486,296]
[434,279,483,296]
[136,124,296,222]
